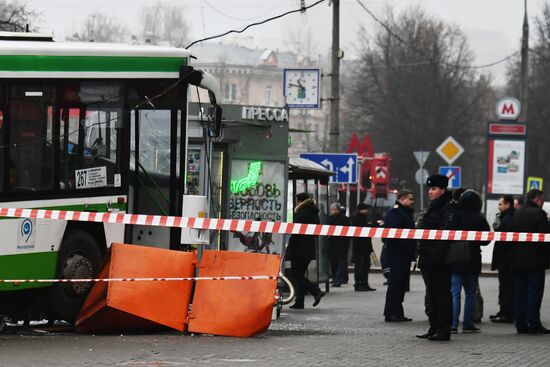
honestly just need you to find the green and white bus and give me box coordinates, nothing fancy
[0,32,221,324]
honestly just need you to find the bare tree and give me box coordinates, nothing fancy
[67,13,128,43]
[345,6,495,196]
[507,1,550,186]
[140,1,189,47]
[0,0,39,32]
[284,27,318,66]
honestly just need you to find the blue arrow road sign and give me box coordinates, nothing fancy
[300,153,358,183]
[439,166,461,189]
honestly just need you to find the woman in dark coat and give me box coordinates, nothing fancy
[286,193,324,309]
[447,190,490,333]
[383,190,416,321]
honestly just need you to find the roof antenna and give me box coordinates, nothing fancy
[26,24,29,33]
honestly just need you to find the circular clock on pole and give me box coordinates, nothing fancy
[283,68,321,108]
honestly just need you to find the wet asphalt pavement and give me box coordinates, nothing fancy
[2,273,550,366]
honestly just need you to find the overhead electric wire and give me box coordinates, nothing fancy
[185,0,327,49]
[355,0,519,69]
[203,0,283,22]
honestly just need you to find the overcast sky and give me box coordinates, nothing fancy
[25,0,543,85]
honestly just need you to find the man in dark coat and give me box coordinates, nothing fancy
[383,189,416,321]
[416,174,453,341]
[447,190,490,333]
[328,203,351,287]
[490,194,515,323]
[285,193,324,309]
[351,203,375,291]
[512,189,550,334]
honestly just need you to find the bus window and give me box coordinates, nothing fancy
[0,110,3,192]
[58,82,122,191]
[138,109,171,174]
[8,84,55,192]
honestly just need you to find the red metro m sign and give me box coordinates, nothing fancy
[496,97,521,121]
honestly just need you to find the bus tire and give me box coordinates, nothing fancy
[49,229,102,323]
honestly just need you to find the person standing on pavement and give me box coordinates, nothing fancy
[447,190,490,334]
[490,194,516,323]
[416,174,453,342]
[351,203,376,292]
[514,196,524,210]
[512,189,550,334]
[328,203,351,287]
[383,189,416,322]
[285,193,325,309]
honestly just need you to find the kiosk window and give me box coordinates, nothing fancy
[187,149,201,195]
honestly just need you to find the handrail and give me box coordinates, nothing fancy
[135,174,168,216]
[137,161,170,205]
[278,272,295,305]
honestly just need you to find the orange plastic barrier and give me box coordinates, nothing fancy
[75,243,196,333]
[188,250,281,337]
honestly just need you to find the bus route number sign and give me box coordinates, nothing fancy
[75,166,108,189]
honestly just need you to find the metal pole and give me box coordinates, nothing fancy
[303,110,310,150]
[419,181,424,211]
[329,0,340,151]
[346,183,350,217]
[520,0,529,121]
[356,160,361,209]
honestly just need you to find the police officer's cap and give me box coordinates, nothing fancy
[426,174,448,189]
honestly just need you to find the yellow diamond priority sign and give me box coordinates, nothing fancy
[436,136,464,165]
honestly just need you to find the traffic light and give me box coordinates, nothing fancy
[361,165,372,192]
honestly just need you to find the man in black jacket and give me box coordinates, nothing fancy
[512,189,550,334]
[416,174,453,341]
[285,193,324,309]
[351,203,375,291]
[383,189,416,321]
[490,194,515,323]
[328,203,351,287]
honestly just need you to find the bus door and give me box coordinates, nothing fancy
[128,108,184,249]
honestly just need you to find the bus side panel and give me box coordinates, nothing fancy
[0,217,66,291]
[104,222,125,248]
[0,252,57,291]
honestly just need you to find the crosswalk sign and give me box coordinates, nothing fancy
[527,177,543,192]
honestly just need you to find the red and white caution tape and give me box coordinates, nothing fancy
[1,207,549,243]
[0,275,278,284]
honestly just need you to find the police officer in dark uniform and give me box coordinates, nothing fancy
[416,175,453,341]
[490,194,515,323]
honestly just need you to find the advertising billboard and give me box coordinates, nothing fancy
[487,139,525,195]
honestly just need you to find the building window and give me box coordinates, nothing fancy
[224,83,237,102]
[265,86,273,106]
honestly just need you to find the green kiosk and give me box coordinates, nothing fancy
[187,103,289,255]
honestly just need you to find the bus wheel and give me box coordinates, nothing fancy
[50,229,102,323]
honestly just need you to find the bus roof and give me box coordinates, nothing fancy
[0,38,191,79]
